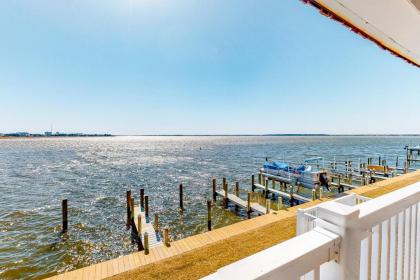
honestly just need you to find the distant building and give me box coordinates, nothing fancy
[44,132,52,136]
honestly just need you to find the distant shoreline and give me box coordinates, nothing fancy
[0,135,113,139]
[1,134,420,139]
[122,134,420,137]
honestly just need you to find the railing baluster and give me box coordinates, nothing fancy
[394,214,399,280]
[313,267,320,280]
[377,223,382,280]
[401,210,406,280]
[368,231,373,280]
[407,206,412,280]
[386,219,391,280]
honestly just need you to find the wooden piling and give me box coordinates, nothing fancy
[130,198,135,224]
[140,188,144,211]
[207,200,212,231]
[179,184,184,211]
[265,200,270,214]
[251,174,255,189]
[126,190,131,225]
[247,192,251,219]
[235,182,239,196]
[62,199,68,233]
[154,213,159,232]
[312,189,316,201]
[212,179,217,202]
[223,182,228,208]
[144,232,149,255]
[265,179,269,198]
[258,174,262,185]
[271,178,275,189]
[145,196,149,218]
[223,177,226,188]
[164,227,170,247]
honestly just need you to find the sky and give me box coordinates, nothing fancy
[0,0,419,135]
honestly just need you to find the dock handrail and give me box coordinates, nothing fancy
[204,182,420,280]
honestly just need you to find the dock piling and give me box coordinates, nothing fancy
[179,184,184,211]
[251,174,255,190]
[144,232,149,255]
[140,189,144,211]
[207,200,212,231]
[164,227,170,247]
[130,197,135,221]
[62,199,68,233]
[126,190,131,225]
[145,196,149,218]
[265,179,269,198]
[212,179,217,202]
[223,182,228,208]
[154,213,159,233]
[247,192,251,219]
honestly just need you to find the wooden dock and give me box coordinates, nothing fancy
[252,183,311,203]
[132,206,162,248]
[215,190,267,215]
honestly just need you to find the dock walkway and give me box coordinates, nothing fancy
[215,190,267,214]
[253,183,311,203]
[132,206,162,248]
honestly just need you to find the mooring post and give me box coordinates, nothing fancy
[265,179,269,198]
[277,197,283,210]
[258,174,262,185]
[251,174,255,189]
[235,182,239,196]
[212,179,217,202]
[126,190,132,225]
[207,200,212,231]
[265,200,270,214]
[289,187,294,207]
[378,156,381,166]
[164,227,170,247]
[338,175,342,193]
[145,195,149,219]
[179,184,184,211]
[140,188,144,211]
[312,189,316,201]
[154,213,159,233]
[223,182,228,208]
[62,199,68,233]
[272,178,275,189]
[396,156,399,169]
[130,197,135,221]
[247,192,251,219]
[222,177,226,189]
[144,232,149,255]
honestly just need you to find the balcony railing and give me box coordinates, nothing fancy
[203,182,420,280]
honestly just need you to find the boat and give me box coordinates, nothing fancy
[260,159,329,190]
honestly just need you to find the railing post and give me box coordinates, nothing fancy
[317,201,364,280]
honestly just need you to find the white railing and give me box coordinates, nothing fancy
[203,182,420,280]
[297,194,370,235]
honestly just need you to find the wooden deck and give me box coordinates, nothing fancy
[46,170,420,280]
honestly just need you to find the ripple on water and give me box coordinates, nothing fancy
[0,136,419,279]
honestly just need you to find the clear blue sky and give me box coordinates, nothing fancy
[0,1,419,135]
